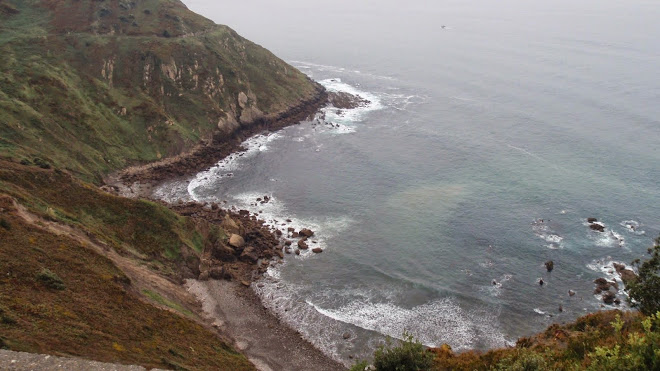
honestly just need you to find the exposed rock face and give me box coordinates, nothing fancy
[589,223,605,232]
[229,234,245,248]
[211,243,236,262]
[2,0,326,181]
[221,215,241,235]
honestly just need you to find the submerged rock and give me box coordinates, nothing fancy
[545,260,554,272]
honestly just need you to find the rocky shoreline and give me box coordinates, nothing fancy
[105,86,327,195]
[103,86,354,370]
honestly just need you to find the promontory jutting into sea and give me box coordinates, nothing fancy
[164,0,660,362]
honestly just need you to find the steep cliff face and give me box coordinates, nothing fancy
[0,0,322,181]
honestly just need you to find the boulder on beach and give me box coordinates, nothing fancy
[229,234,245,248]
[240,246,259,263]
[299,228,314,238]
[198,271,210,281]
[209,266,229,280]
[211,243,236,262]
[298,239,309,250]
[221,215,241,234]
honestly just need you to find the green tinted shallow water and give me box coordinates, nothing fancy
[165,0,660,363]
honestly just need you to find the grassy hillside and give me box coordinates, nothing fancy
[0,1,320,367]
[0,0,321,182]
[0,192,253,370]
[0,159,261,369]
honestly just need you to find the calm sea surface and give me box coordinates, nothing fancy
[165,0,660,363]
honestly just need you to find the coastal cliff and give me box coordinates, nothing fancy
[0,0,324,182]
[0,0,338,369]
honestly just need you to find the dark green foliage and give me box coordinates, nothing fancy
[32,157,50,169]
[36,268,66,290]
[370,332,434,371]
[626,236,660,315]
[495,349,548,371]
[349,360,370,371]
[585,313,660,370]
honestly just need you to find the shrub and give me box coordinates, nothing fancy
[36,268,66,290]
[349,360,370,371]
[626,236,660,315]
[371,332,434,371]
[33,157,51,169]
[495,349,548,371]
[585,313,660,370]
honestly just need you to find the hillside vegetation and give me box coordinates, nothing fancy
[0,0,324,369]
[0,0,321,182]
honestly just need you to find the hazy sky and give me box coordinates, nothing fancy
[181,0,660,64]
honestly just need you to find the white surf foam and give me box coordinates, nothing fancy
[586,258,633,307]
[305,297,507,351]
[620,220,645,235]
[318,78,383,129]
[185,133,283,201]
[584,220,626,248]
[227,191,353,259]
[532,219,564,249]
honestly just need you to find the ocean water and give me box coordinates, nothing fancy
[169,0,660,363]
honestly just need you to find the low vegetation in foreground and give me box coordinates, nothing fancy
[352,237,660,371]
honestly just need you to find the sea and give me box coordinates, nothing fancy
[165,0,660,364]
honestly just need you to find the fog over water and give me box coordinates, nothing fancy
[172,0,660,363]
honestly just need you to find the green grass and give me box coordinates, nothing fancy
[0,160,226,280]
[0,0,320,182]
[142,289,194,317]
[0,194,254,370]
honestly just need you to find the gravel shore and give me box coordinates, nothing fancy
[186,279,345,371]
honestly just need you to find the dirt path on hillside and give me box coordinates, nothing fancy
[12,200,209,331]
[12,199,345,370]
